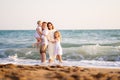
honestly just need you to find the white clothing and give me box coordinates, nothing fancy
[47,29,56,59]
[54,40,63,55]
[34,26,42,38]
[41,29,48,45]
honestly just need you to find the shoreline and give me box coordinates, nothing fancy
[1,63,120,69]
[0,59,120,69]
[0,64,120,80]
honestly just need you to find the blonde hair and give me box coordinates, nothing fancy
[37,20,41,25]
[54,31,62,41]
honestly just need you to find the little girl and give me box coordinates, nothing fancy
[34,20,42,48]
[52,31,63,63]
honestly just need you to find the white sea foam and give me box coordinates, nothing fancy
[0,44,120,61]
[0,58,120,68]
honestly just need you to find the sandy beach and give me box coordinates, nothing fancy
[0,64,120,80]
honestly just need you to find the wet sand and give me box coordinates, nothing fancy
[0,64,120,80]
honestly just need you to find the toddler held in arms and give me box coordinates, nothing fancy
[33,20,42,48]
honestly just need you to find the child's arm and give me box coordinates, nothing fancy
[51,39,58,43]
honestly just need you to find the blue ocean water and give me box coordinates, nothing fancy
[0,30,120,67]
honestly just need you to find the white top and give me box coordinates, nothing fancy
[34,26,42,38]
[41,28,48,45]
[47,29,56,41]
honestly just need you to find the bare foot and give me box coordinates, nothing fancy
[49,59,53,63]
[59,60,63,63]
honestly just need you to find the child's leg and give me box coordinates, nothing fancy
[36,38,41,48]
[57,55,63,63]
[37,38,41,43]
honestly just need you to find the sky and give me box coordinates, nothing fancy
[0,0,120,30]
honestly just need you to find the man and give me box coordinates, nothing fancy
[40,22,48,63]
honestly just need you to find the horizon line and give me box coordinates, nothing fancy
[0,28,120,30]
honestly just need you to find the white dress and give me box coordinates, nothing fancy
[54,40,62,55]
[41,29,48,45]
[47,29,56,60]
[34,26,42,38]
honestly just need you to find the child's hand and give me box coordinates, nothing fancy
[51,41,55,43]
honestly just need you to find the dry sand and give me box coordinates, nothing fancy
[0,64,120,80]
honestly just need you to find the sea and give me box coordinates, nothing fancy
[0,30,120,68]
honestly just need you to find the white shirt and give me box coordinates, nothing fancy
[41,28,48,45]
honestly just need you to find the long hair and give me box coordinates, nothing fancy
[47,22,54,30]
[54,31,62,41]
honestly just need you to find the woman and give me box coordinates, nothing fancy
[47,22,56,63]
